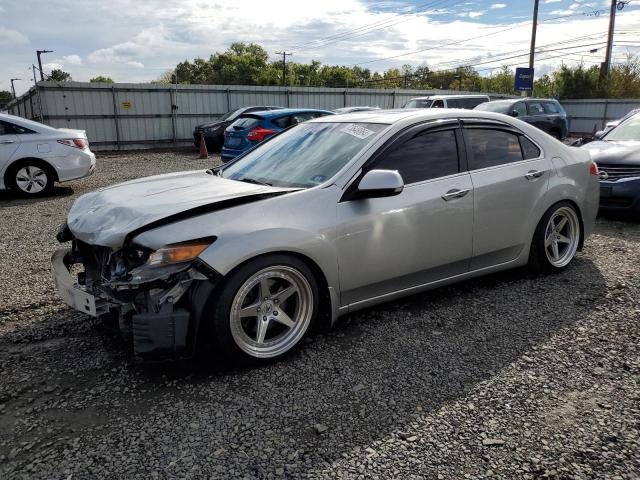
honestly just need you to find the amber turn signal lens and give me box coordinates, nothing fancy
[147,240,212,265]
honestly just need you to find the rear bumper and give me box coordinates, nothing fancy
[599,177,640,215]
[57,151,96,183]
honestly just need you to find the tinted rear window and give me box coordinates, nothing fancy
[474,102,511,113]
[230,117,261,129]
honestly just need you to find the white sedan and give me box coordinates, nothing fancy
[0,113,96,196]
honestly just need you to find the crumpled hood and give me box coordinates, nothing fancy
[67,170,292,248]
[582,140,640,164]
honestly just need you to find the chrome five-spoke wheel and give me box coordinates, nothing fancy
[229,266,314,359]
[543,205,580,268]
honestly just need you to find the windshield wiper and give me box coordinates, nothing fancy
[237,177,272,186]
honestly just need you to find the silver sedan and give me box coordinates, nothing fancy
[52,109,600,364]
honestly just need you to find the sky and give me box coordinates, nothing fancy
[1,0,639,95]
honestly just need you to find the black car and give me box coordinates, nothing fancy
[582,112,640,216]
[193,106,283,151]
[475,98,568,140]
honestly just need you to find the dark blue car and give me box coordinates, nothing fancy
[221,108,335,161]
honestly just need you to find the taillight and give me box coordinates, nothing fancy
[58,138,88,149]
[247,126,277,142]
[590,162,599,176]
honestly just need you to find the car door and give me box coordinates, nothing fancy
[462,121,551,270]
[0,121,21,172]
[336,121,474,306]
[511,101,527,119]
[526,101,553,133]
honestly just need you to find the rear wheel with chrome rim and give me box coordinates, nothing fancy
[529,202,581,272]
[206,254,319,364]
[7,160,55,196]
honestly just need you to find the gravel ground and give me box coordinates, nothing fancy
[0,150,639,479]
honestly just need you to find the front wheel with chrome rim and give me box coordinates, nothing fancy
[205,254,319,364]
[529,202,581,273]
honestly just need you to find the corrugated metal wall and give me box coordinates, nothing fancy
[6,82,515,151]
[560,99,640,134]
[10,81,638,148]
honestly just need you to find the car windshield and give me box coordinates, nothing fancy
[222,122,386,188]
[604,114,640,141]
[474,102,511,113]
[404,99,432,108]
[219,108,248,122]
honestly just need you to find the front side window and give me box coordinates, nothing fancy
[432,100,445,108]
[373,129,459,184]
[223,122,386,188]
[543,102,560,114]
[513,102,527,117]
[527,102,545,116]
[466,129,524,170]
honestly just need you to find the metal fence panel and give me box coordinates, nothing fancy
[12,81,604,150]
[561,99,640,134]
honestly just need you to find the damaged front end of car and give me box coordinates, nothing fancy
[52,224,220,359]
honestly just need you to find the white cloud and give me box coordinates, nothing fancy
[490,4,507,9]
[43,62,64,72]
[0,27,29,46]
[544,0,562,3]
[63,54,83,66]
[126,61,145,68]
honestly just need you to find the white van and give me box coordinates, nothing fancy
[403,94,490,110]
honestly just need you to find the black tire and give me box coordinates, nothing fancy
[202,254,319,365]
[528,201,581,273]
[6,159,55,197]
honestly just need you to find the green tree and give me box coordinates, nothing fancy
[49,69,72,82]
[89,76,114,83]
[0,90,12,102]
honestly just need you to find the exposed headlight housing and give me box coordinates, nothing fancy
[147,238,215,266]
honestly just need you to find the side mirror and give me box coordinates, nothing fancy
[356,170,404,199]
[511,110,519,117]
[594,130,604,139]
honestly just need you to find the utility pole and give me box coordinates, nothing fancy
[275,51,293,87]
[36,50,53,81]
[10,78,21,98]
[525,0,540,97]
[602,0,618,78]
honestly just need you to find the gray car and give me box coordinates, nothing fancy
[52,110,600,364]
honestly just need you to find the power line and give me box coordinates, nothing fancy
[275,51,293,86]
[284,0,456,51]
[351,10,606,67]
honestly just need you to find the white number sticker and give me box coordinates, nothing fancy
[340,124,375,140]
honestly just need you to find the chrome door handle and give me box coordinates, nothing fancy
[525,170,545,180]
[0,140,15,144]
[442,188,470,201]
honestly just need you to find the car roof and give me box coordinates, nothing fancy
[309,107,528,125]
[248,108,335,118]
[409,94,490,100]
[483,98,559,104]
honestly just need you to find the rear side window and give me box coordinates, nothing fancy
[466,129,524,170]
[447,99,463,108]
[231,117,261,129]
[527,102,545,116]
[272,116,291,128]
[543,102,560,114]
[373,129,459,184]
[461,98,488,109]
[520,136,541,159]
[0,120,35,135]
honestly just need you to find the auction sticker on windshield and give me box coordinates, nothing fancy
[341,124,376,140]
